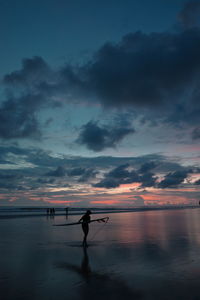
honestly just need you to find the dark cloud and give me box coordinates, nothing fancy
[93,177,120,189]
[46,166,66,177]
[194,179,200,185]
[78,168,97,182]
[67,167,87,176]
[61,28,200,128]
[0,182,19,190]
[37,178,55,184]
[67,167,97,182]
[107,164,130,179]
[158,170,189,188]
[0,145,192,176]
[93,164,140,188]
[0,145,197,195]
[3,56,78,108]
[178,1,200,28]
[0,94,42,139]
[139,162,157,174]
[106,164,140,185]
[93,162,192,189]
[77,120,135,151]
[0,145,163,170]
[154,161,189,173]
[0,173,22,180]
[2,16,200,141]
[140,172,157,187]
[0,172,24,190]
[33,26,197,130]
[94,167,157,189]
[192,127,200,139]
[3,56,52,87]
[1,56,63,140]
[1,57,60,140]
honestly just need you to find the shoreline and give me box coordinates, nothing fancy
[0,205,199,219]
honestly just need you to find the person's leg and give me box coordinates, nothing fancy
[82,224,89,247]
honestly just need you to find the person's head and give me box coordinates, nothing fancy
[86,210,91,215]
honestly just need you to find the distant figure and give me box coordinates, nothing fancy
[79,210,92,247]
[49,208,55,218]
[46,208,50,219]
[65,207,69,218]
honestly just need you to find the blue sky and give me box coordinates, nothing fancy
[0,0,200,207]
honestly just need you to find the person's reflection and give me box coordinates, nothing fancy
[56,246,91,281]
[50,213,54,219]
[81,246,91,282]
[55,247,142,299]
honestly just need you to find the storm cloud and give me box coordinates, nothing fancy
[194,179,200,185]
[158,170,189,188]
[3,56,52,87]
[67,167,97,182]
[93,162,192,189]
[192,127,200,139]
[1,57,61,139]
[0,94,43,139]
[38,11,200,129]
[2,13,200,142]
[46,166,66,177]
[139,162,157,173]
[93,163,147,189]
[0,145,198,206]
[77,120,135,151]
[178,1,200,28]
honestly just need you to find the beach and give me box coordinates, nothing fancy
[1,207,200,300]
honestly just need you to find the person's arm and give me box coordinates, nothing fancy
[78,215,83,223]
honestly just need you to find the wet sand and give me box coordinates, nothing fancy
[1,208,200,300]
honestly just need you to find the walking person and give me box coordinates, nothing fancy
[79,210,92,247]
[65,207,69,219]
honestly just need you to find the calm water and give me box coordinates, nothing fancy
[1,208,200,300]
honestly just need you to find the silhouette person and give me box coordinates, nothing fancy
[65,207,69,219]
[79,210,92,247]
[49,208,55,219]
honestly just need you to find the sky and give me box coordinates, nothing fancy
[0,0,200,207]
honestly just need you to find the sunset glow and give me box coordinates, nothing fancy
[0,0,200,208]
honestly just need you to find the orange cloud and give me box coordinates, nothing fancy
[91,200,122,205]
[46,200,82,204]
[142,194,190,205]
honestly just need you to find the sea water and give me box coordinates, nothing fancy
[0,207,200,300]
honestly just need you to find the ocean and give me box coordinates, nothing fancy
[0,206,200,300]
